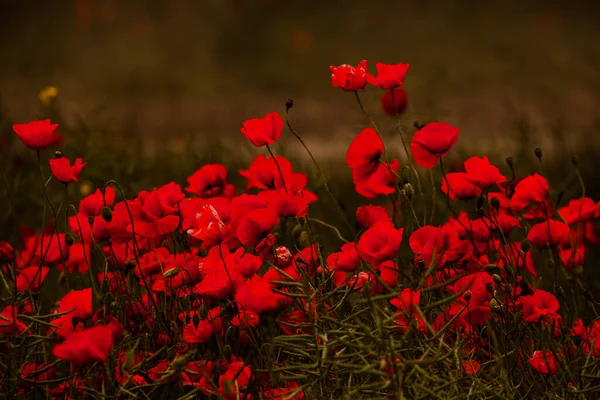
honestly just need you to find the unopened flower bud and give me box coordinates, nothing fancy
[505,157,514,169]
[521,240,531,252]
[223,344,233,359]
[490,197,500,210]
[485,283,494,294]
[101,206,113,222]
[403,183,414,200]
[64,232,74,246]
[163,268,181,279]
[584,290,594,302]
[88,215,95,226]
[492,274,502,284]
[547,259,555,269]
[463,290,472,302]
[476,196,485,211]
[285,98,294,110]
[54,151,63,158]
[534,148,542,161]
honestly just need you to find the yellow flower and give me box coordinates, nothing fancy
[39,86,59,105]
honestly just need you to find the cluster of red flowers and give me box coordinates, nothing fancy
[1,59,598,398]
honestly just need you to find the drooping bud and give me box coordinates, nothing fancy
[285,98,294,111]
[101,206,113,222]
[64,232,75,246]
[534,148,542,162]
[463,290,472,302]
[490,197,500,210]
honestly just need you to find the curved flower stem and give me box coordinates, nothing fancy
[307,218,349,243]
[284,109,354,234]
[354,91,384,146]
[265,143,289,194]
[429,169,436,225]
[390,89,427,225]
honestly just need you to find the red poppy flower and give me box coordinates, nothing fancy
[237,208,280,247]
[356,205,390,228]
[0,305,26,335]
[559,198,600,225]
[463,156,506,190]
[241,112,283,147]
[409,225,460,269]
[182,307,223,343]
[357,219,404,266]
[559,245,585,269]
[380,87,408,116]
[329,60,368,91]
[527,219,570,249]
[13,119,61,150]
[219,361,253,400]
[187,204,231,250]
[441,172,482,200]
[16,266,50,292]
[367,62,410,89]
[186,164,236,198]
[509,173,549,212]
[411,122,459,168]
[518,290,560,323]
[240,155,293,191]
[79,187,115,217]
[353,159,399,199]
[528,350,559,375]
[49,156,86,183]
[462,360,481,375]
[345,127,384,177]
[327,242,360,272]
[52,325,115,366]
[234,276,288,314]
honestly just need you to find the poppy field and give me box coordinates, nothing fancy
[1,60,600,399]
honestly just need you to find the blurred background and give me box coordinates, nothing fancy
[2,0,600,155]
[1,0,600,223]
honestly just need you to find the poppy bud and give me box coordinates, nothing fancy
[101,206,113,222]
[413,121,424,130]
[534,148,542,161]
[125,258,136,271]
[71,317,80,329]
[555,285,565,298]
[292,224,304,240]
[223,344,232,359]
[476,196,485,211]
[571,155,579,167]
[485,283,494,294]
[299,231,311,248]
[490,197,500,209]
[521,240,531,253]
[492,274,502,284]
[584,290,594,302]
[547,259,555,269]
[64,232,74,246]
[88,215,94,226]
[163,268,181,279]
[285,98,294,110]
[274,246,292,268]
[463,290,472,302]
[103,293,113,310]
[489,298,498,309]
[403,183,414,200]
[514,312,522,323]
[505,283,513,294]
[54,150,63,158]
[505,157,514,169]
